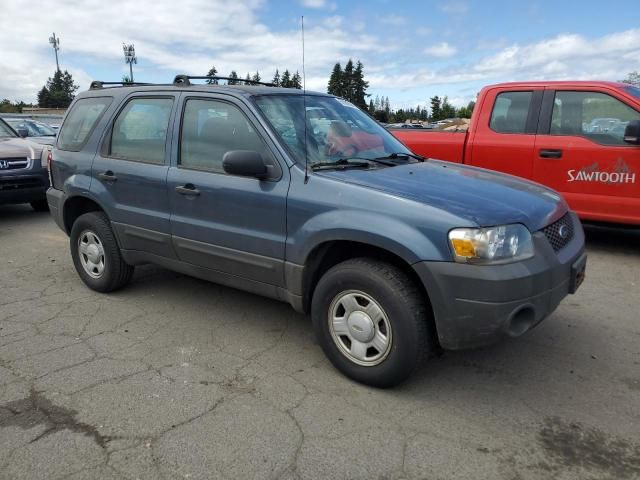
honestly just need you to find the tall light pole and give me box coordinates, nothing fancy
[49,33,60,72]
[122,43,137,83]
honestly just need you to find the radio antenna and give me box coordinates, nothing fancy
[301,15,309,184]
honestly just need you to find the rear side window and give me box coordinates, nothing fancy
[489,91,532,134]
[58,97,112,151]
[109,97,173,164]
[550,91,640,145]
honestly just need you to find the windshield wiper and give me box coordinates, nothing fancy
[310,157,395,171]
[375,152,425,162]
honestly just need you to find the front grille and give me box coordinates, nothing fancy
[0,157,29,170]
[542,213,574,252]
[0,176,44,191]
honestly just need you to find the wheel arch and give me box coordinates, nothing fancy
[62,195,107,234]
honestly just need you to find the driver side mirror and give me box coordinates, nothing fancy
[16,128,28,138]
[624,120,640,145]
[222,150,269,179]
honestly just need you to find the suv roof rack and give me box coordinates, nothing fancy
[89,81,155,90]
[173,75,275,87]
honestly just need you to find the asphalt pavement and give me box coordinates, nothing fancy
[0,204,638,480]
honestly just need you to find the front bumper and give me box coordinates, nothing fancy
[0,171,49,205]
[415,212,586,350]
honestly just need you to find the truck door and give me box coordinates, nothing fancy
[534,88,640,223]
[468,88,543,179]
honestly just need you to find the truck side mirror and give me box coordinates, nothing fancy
[624,120,640,145]
[222,150,269,180]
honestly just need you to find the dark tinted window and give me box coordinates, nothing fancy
[489,91,532,134]
[180,99,270,174]
[551,91,640,145]
[58,97,112,151]
[624,86,640,100]
[110,97,173,163]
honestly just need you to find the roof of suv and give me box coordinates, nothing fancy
[79,83,331,100]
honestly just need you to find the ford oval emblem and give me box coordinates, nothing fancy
[558,225,569,239]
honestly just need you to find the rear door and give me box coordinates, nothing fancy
[468,87,543,179]
[91,94,177,258]
[534,87,640,223]
[167,93,289,286]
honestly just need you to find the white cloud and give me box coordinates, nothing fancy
[299,0,336,10]
[424,42,457,58]
[0,0,385,101]
[440,3,469,15]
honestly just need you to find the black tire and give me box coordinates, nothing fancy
[30,199,49,212]
[69,211,134,293]
[311,258,433,388]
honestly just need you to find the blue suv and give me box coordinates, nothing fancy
[47,76,587,387]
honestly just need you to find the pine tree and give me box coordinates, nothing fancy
[38,69,78,108]
[327,63,343,97]
[37,87,50,108]
[281,69,291,88]
[251,71,261,83]
[206,65,218,84]
[342,59,355,102]
[244,73,251,85]
[227,71,239,85]
[384,97,391,115]
[291,71,302,89]
[430,96,442,121]
[352,60,369,109]
[368,99,375,113]
[441,96,456,119]
[272,69,281,87]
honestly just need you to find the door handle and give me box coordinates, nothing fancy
[175,184,200,196]
[539,149,563,159]
[97,170,117,181]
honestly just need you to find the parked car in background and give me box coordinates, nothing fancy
[47,77,586,387]
[4,118,57,146]
[0,118,49,211]
[393,81,640,225]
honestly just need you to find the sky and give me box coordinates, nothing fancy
[1,0,639,110]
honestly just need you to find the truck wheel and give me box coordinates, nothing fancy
[311,258,433,388]
[30,199,49,212]
[69,212,134,293]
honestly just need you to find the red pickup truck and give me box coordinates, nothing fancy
[393,81,640,225]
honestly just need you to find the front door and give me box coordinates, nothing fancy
[534,88,640,222]
[91,94,177,258]
[167,94,289,286]
[468,88,543,179]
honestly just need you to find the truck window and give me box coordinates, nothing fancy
[550,91,640,145]
[489,91,532,134]
[180,99,269,174]
[58,97,112,151]
[109,97,173,164]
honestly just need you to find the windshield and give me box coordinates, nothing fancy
[0,119,18,138]
[253,94,413,167]
[624,85,640,100]
[6,119,57,136]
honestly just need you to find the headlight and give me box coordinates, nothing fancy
[448,224,534,264]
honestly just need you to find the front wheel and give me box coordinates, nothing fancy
[69,212,134,293]
[311,258,434,388]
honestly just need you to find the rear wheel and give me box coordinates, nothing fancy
[70,212,134,292]
[311,258,433,388]
[30,199,49,212]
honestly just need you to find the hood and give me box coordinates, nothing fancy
[0,137,44,159]
[317,160,567,232]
